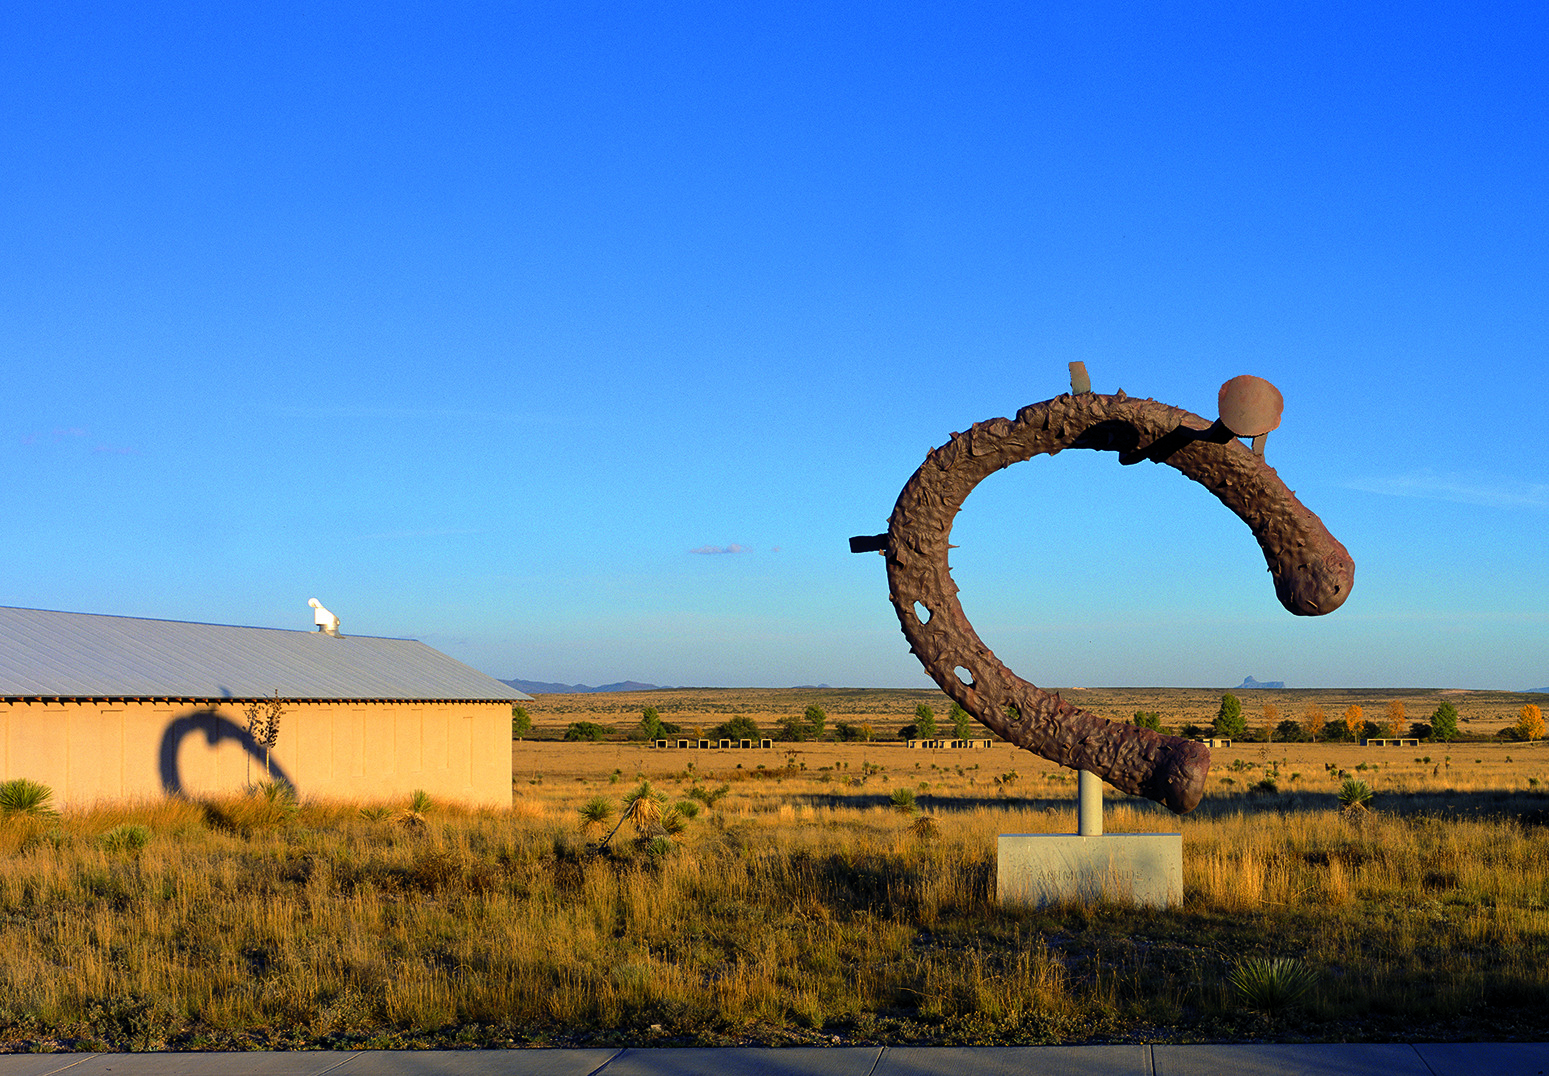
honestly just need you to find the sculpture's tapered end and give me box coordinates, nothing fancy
[1147,738,1211,814]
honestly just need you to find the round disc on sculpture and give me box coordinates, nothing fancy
[1217,375,1284,438]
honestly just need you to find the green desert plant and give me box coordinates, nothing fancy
[950,702,973,740]
[0,778,57,818]
[1337,778,1374,811]
[1214,693,1246,738]
[687,782,729,807]
[511,705,532,740]
[913,702,938,738]
[578,795,615,832]
[99,824,151,853]
[1228,956,1319,1016]
[659,805,689,836]
[1430,701,1460,741]
[712,714,760,741]
[890,787,918,815]
[803,704,827,739]
[397,789,433,829]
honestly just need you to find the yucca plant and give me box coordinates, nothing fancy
[621,780,666,834]
[890,787,918,816]
[1228,956,1318,1016]
[909,814,939,839]
[593,780,670,851]
[577,795,615,833]
[659,805,688,836]
[0,778,57,818]
[397,789,434,829]
[1337,778,1374,811]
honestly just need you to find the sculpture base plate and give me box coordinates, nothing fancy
[998,833,1182,908]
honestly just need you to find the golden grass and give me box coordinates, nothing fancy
[4,699,1549,1049]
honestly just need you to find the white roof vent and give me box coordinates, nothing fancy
[308,598,341,637]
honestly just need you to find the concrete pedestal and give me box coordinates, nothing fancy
[997,832,1183,908]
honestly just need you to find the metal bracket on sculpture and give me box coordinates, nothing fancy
[850,372,1354,815]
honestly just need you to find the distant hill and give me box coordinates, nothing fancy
[501,678,669,694]
[1530,687,1549,693]
[1236,676,1286,690]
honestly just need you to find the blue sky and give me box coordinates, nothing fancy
[3,3,1545,690]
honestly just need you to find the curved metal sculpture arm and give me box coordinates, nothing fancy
[882,389,1354,815]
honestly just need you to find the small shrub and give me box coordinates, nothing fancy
[99,824,151,853]
[687,783,729,807]
[564,721,608,742]
[909,815,939,839]
[890,788,918,815]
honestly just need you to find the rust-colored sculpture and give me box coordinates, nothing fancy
[853,374,1353,815]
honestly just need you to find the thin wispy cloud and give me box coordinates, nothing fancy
[690,544,749,555]
[1346,471,1549,510]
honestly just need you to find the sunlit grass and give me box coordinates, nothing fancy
[2,755,1549,1050]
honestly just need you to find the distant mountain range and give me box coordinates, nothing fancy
[500,678,669,694]
[1236,676,1285,690]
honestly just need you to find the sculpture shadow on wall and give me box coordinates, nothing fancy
[157,710,295,796]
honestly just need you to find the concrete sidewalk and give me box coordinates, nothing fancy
[0,1043,1546,1076]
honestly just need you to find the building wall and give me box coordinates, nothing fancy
[0,698,512,809]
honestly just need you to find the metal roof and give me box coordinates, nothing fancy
[0,607,530,702]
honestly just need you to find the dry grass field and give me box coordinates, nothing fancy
[2,686,1547,1052]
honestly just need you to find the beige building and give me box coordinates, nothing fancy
[0,606,529,810]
